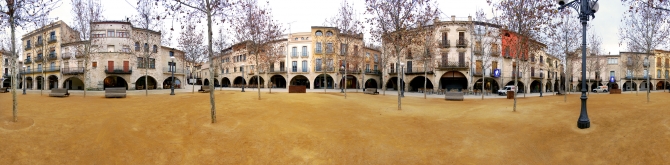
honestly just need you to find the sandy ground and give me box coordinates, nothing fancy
[1,90,669,164]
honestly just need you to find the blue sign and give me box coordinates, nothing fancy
[493,69,501,78]
[609,76,615,83]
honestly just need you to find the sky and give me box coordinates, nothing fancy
[33,0,628,55]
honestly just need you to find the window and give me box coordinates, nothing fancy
[366,64,370,72]
[374,54,378,62]
[107,45,115,52]
[301,37,304,40]
[326,43,333,53]
[144,43,149,52]
[135,42,140,51]
[107,30,115,37]
[37,36,43,44]
[627,70,632,77]
[243,54,246,61]
[117,31,129,38]
[340,43,348,55]
[658,70,661,78]
[302,60,308,72]
[326,31,333,36]
[149,58,156,69]
[152,45,158,53]
[666,70,669,78]
[327,59,333,70]
[316,58,322,71]
[292,47,297,57]
[122,45,131,53]
[315,31,323,36]
[366,53,370,59]
[608,58,618,64]
[49,31,56,41]
[27,66,31,73]
[92,62,97,68]
[27,40,31,48]
[37,64,42,71]
[374,65,378,71]
[169,51,174,57]
[294,37,298,41]
[610,71,615,77]
[658,57,662,67]
[316,42,322,53]
[50,62,55,70]
[302,46,307,56]
[77,61,83,68]
[292,61,297,72]
[137,57,145,68]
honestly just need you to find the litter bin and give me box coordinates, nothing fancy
[506,91,515,99]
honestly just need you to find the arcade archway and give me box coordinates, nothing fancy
[386,77,399,90]
[339,75,358,89]
[104,76,128,89]
[270,75,287,88]
[135,76,157,90]
[590,82,604,91]
[314,74,334,89]
[233,76,246,87]
[26,77,33,89]
[409,76,434,92]
[221,77,231,87]
[63,77,84,90]
[203,79,210,86]
[640,81,653,90]
[474,77,499,93]
[505,81,525,93]
[365,79,378,88]
[290,75,310,88]
[214,79,220,87]
[2,78,11,88]
[36,76,44,90]
[530,80,542,93]
[249,75,265,88]
[48,75,58,89]
[162,77,181,89]
[440,71,467,92]
[623,81,637,91]
[546,81,553,92]
[657,81,668,90]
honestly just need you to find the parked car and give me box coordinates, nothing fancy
[498,85,517,96]
[592,86,609,93]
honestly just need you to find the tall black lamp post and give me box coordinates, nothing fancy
[340,66,345,93]
[540,68,544,97]
[557,0,600,129]
[644,57,649,102]
[22,66,26,95]
[170,56,175,95]
[400,62,405,97]
[241,64,245,92]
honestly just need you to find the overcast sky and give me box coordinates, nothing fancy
[39,0,627,55]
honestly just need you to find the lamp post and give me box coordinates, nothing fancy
[557,0,599,129]
[400,62,405,97]
[540,68,544,97]
[22,66,26,95]
[340,66,345,93]
[644,56,650,102]
[241,64,245,92]
[170,56,175,95]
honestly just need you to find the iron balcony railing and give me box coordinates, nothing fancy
[24,58,32,64]
[301,51,309,57]
[441,40,450,48]
[406,67,434,73]
[365,69,381,74]
[48,37,57,43]
[48,53,57,60]
[2,73,9,78]
[24,45,32,50]
[437,61,468,69]
[339,68,361,74]
[44,66,60,72]
[456,39,468,48]
[531,72,544,78]
[512,72,523,78]
[163,67,186,74]
[270,67,287,73]
[314,48,323,54]
[62,67,84,75]
[473,48,483,55]
[36,40,43,46]
[104,66,132,74]
[35,56,44,62]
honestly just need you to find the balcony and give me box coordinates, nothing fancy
[290,52,299,58]
[405,67,434,74]
[75,53,85,58]
[365,69,381,75]
[472,69,483,76]
[36,40,43,46]
[24,45,32,50]
[491,50,500,56]
[2,73,10,78]
[163,67,185,75]
[105,66,132,74]
[62,53,72,59]
[456,39,468,48]
[473,48,483,55]
[35,56,44,62]
[314,48,323,54]
[301,51,309,58]
[339,68,361,74]
[531,72,544,79]
[437,61,469,70]
[48,53,57,61]
[48,37,57,43]
[269,67,287,74]
[24,58,32,64]
[440,40,451,48]
[326,49,334,54]
[62,67,84,75]
[530,58,536,64]
[512,72,523,78]
[45,66,60,72]
[626,61,633,66]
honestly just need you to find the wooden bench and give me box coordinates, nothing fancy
[364,88,379,95]
[49,88,70,97]
[199,85,211,93]
[0,87,8,93]
[105,87,127,98]
[445,92,464,101]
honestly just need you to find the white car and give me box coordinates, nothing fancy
[498,86,517,96]
[592,86,608,93]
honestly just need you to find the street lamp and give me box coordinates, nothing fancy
[540,68,544,97]
[170,56,175,95]
[340,66,345,93]
[241,64,245,92]
[400,62,405,97]
[22,66,26,95]
[644,56,650,102]
[557,0,599,129]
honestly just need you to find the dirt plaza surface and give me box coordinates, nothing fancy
[1,90,669,164]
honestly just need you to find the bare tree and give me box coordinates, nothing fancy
[326,0,364,99]
[586,31,604,94]
[311,27,339,94]
[259,39,285,94]
[1,0,61,122]
[68,0,103,98]
[366,0,439,110]
[124,0,163,96]
[547,10,581,102]
[178,15,206,94]
[489,0,556,111]
[472,10,502,100]
[231,0,284,100]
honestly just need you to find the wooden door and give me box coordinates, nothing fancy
[123,61,129,72]
[458,52,465,66]
[476,61,482,73]
[108,61,114,72]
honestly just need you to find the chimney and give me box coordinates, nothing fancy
[434,16,440,23]
[468,16,472,21]
[451,15,456,21]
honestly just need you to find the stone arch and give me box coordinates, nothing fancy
[270,75,287,88]
[505,80,525,93]
[474,77,499,93]
[590,82,604,91]
[365,78,378,88]
[409,76,434,92]
[163,77,181,89]
[104,76,128,90]
[26,77,33,89]
[314,74,334,89]
[2,78,11,88]
[135,76,157,90]
[249,75,265,88]
[233,76,246,87]
[657,81,668,90]
[214,79,220,87]
[439,71,468,92]
[290,75,310,88]
[623,81,637,91]
[47,75,58,89]
[386,77,399,90]
[221,77,231,87]
[36,76,44,90]
[339,75,358,89]
[546,81,553,92]
[640,80,653,90]
[530,80,542,93]
[607,82,619,90]
[203,79,210,86]
[63,77,84,90]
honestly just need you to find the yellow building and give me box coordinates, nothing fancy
[21,20,80,90]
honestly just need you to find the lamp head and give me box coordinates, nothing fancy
[170,56,175,59]
[556,0,567,6]
[590,1,599,13]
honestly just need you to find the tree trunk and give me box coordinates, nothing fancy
[10,16,19,122]
[256,53,260,100]
[206,7,217,123]
[268,72,271,94]
[513,59,518,112]
[482,71,485,100]
[84,44,89,98]
[192,71,195,93]
[424,61,427,99]
[396,47,401,110]
[344,60,347,99]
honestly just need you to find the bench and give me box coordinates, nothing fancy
[0,87,7,93]
[49,88,70,97]
[105,87,127,98]
[199,85,211,93]
[364,88,379,95]
[445,92,464,101]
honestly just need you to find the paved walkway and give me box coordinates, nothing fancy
[8,84,668,99]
